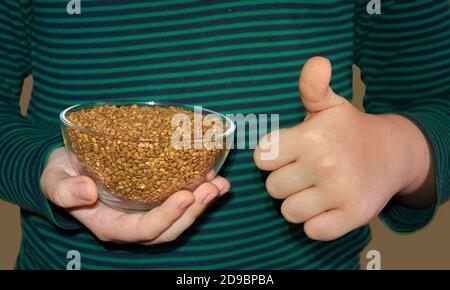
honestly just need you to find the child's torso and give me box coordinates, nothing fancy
[19,0,370,269]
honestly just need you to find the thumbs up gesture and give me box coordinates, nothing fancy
[254,57,434,241]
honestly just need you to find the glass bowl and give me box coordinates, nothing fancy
[60,100,235,212]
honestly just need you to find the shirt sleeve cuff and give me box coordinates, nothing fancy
[379,111,447,233]
[379,199,438,234]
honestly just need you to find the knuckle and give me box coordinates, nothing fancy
[134,217,162,242]
[281,201,301,223]
[183,194,196,208]
[301,130,325,148]
[265,175,280,198]
[254,131,280,168]
[40,169,50,185]
[98,222,128,243]
[144,230,160,241]
[304,223,329,241]
[351,200,373,224]
[51,182,68,207]
[315,155,337,174]
[260,130,278,148]
[159,234,178,243]
[253,148,265,169]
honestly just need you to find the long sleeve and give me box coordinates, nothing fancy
[354,0,450,233]
[0,0,79,229]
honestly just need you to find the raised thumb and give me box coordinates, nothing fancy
[299,56,344,114]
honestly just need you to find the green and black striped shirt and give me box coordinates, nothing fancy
[0,0,449,269]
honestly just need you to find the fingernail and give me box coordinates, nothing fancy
[202,194,217,205]
[219,188,230,196]
[76,183,91,201]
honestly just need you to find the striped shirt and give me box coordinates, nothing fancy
[0,0,449,269]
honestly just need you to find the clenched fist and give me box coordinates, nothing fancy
[254,57,435,241]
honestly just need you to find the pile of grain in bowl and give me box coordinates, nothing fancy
[65,104,226,205]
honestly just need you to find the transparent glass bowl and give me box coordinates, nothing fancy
[60,100,235,212]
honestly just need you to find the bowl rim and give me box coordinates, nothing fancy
[60,99,236,141]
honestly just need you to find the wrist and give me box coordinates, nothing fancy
[381,114,435,207]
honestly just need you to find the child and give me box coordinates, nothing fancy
[0,0,449,269]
